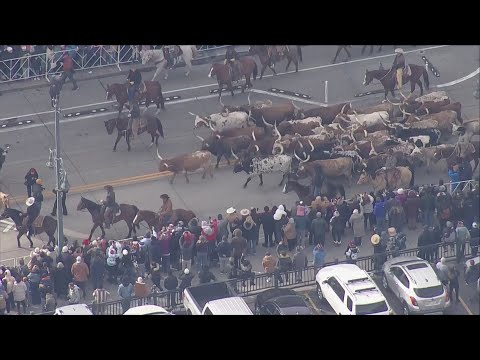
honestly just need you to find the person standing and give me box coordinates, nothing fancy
[371,234,387,272]
[455,221,470,262]
[331,45,351,64]
[242,216,257,256]
[345,240,359,264]
[0,285,7,315]
[12,279,28,314]
[361,193,374,231]
[51,188,68,216]
[92,287,110,315]
[178,268,194,294]
[373,195,386,232]
[52,262,69,299]
[59,52,78,90]
[67,282,81,305]
[134,277,149,304]
[262,252,276,283]
[216,235,232,274]
[231,229,247,269]
[435,257,449,286]
[313,244,326,274]
[311,212,328,246]
[118,277,134,314]
[448,164,460,193]
[283,217,297,252]
[350,209,365,246]
[163,270,178,308]
[195,235,209,270]
[276,251,293,285]
[294,201,308,247]
[260,206,275,248]
[71,256,89,298]
[420,187,436,227]
[330,211,343,246]
[179,231,194,272]
[293,246,308,283]
[89,254,105,291]
[24,168,39,198]
[470,222,479,257]
[198,265,216,284]
[447,266,460,303]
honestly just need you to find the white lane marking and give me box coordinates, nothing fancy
[1,219,16,232]
[250,89,326,106]
[436,67,480,88]
[0,45,450,123]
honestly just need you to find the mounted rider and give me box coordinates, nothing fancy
[101,185,120,229]
[163,45,183,69]
[0,145,8,173]
[267,46,287,66]
[224,45,241,82]
[25,197,40,238]
[391,48,410,89]
[126,67,143,109]
[159,194,173,226]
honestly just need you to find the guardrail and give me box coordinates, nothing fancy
[0,45,231,84]
[38,238,477,315]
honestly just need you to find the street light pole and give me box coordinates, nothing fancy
[53,97,65,255]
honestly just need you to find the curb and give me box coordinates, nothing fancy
[0,50,250,96]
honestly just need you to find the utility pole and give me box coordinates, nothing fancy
[53,96,65,255]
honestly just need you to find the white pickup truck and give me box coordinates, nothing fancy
[183,281,253,315]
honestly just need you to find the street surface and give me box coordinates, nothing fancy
[0,45,478,315]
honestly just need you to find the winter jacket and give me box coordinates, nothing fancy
[90,257,105,280]
[71,262,89,282]
[311,217,328,236]
[260,211,275,233]
[13,281,28,302]
[349,212,365,238]
[231,235,247,257]
[329,215,343,232]
[179,273,194,290]
[196,240,209,255]
[283,221,297,240]
[361,195,374,214]
[277,256,293,272]
[159,236,171,256]
[456,225,471,244]
[52,268,69,296]
[345,244,359,261]
[388,206,406,229]
[436,262,449,283]
[373,200,386,219]
[216,219,229,241]
[404,196,420,219]
[262,255,276,273]
[198,270,216,284]
[293,250,308,270]
[276,242,288,256]
[448,169,459,183]
[395,193,407,207]
[150,239,162,264]
[179,237,194,261]
[134,282,149,298]
[163,275,178,291]
[420,193,435,212]
[313,248,326,267]
[118,283,134,299]
[216,241,232,258]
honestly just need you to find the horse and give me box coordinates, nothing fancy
[161,45,198,78]
[140,46,198,81]
[104,113,164,152]
[363,64,430,100]
[282,179,315,205]
[76,197,140,241]
[249,46,302,79]
[0,208,57,248]
[104,81,165,115]
[208,57,258,98]
[133,208,196,230]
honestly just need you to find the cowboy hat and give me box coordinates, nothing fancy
[371,234,380,245]
[240,208,250,217]
[184,268,190,275]
[397,188,404,194]
[388,227,397,236]
[394,48,404,54]
[36,178,43,185]
[226,207,236,214]
[25,197,35,207]
[244,216,254,230]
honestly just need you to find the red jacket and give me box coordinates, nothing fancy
[63,55,73,71]
[202,220,218,242]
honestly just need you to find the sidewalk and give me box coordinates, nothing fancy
[0,46,250,95]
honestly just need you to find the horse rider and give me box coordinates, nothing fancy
[159,194,173,225]
[0,192,9,209]
[25,197,40,238]
[32,178,45,211]
[102,185,119,229]
[224,46,241,82]
[391,48,408,89]
[126,67,143,109]
[0,145,8,172]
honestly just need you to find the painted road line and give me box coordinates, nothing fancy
[251,89,325,106]
[458,296,474,315]
[269,88,312,99]
[436,68,480,88]
[1,219,16,232]
[0,45,450,125]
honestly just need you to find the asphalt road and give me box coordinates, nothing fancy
[0,45,478,315]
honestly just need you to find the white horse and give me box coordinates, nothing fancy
[141,45,198,81]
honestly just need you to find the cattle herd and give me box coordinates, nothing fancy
[155,91,479,198]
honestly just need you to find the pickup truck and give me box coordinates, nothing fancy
[183,281,253,315]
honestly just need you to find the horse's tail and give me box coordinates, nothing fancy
[252,61,258,81]
[422,68,430,90]
[156,117,164,138]
[297,46,303,62]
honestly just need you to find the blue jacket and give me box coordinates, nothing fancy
[313,248,326,266]
[448,169,459,183]
[373,200,386,218]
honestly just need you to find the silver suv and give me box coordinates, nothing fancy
[382,256,450,315]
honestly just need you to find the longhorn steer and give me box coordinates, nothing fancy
[191,111,251,131]
[296,103,351,124]
[276,117,323,136]
[249,102,296,128]
[219,94,273,113]
[157,149,214,184]
[416,101,462,122]
[348,103,395,119]
[295,155,354,185]
[357,166,413,192]
[197,134,252,168]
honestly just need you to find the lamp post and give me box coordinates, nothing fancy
[53,95,65,255]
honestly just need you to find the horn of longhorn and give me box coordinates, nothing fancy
[400,107,412,117]
[262,116,273,127]
[341,103,347,114]
[351,129,356,142]
[156,147,163,160]
[291,101,301,111]
[399,90,408,100]
[353,114,362,125]
[231,148,239,160]
[209,121,216,131]
[254,145,259,152]
[193,129,205,142]
[275,122,281,141]
[252,130,257,141]
[308,139,314,152]
[378,112,389,124]
[295,149,310,164]
[353,110,359,116]
[247,93,251,105]
[386,97,402,106]
[219,96,225,108]
[425,108,429,115]
[274,142,284,155]
[221,108,229,117]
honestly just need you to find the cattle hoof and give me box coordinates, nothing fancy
[113,148,117,152]
[259,183,263,187]
[148,143,154,148]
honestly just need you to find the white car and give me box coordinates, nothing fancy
[315,264,392,315]
[123,305,173,315]
[54,304,94,315]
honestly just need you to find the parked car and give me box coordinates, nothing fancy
[54,304,94,315]
[123,305,173,315]
[255,288,313,315]
[382,256,450,315]
[315,264,392,315]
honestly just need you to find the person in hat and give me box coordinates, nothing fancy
[283,217,297,251]
[24,197,39,244]
[224,45,240,82]
[231,228,247,269]
[345,240,359,264]
[134,276,149,302]
[273,205,287,244]
[371,234,387,271]
[126,65,142,107]
[391,48,407,89]
[470,222,479,257]
[178,268,195,294]
[71,256,89,298]
[455,220,470,262]
[225,207,241,234]
[31,178,45,210]
[24,168,39,198]
[262,252,276,283]
[101,185,118,229]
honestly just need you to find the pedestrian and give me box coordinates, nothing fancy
[242,215,257,255]
[178,268,194,294]
[201,219,217,261]
[313,244,326,274]
[420,187,436,227]
[27,265,42,306]
[238,255,255,287]
[250,207,261,247]
[16,259,30,279]
[71,256,89,298]
[447,265,460,303]
[106,246,119,284]
[283,217,297,251]
[435,257,449,286]
[51,188,68,216]
[448,164,460,193]
[311,212,328,246]
[51,262,69,299]
[216,214,228,243]
[331,45,351,64]
[330,211,343,246]
[350,209,365,246]
[417,226,431,260]
[89,254,105,291]
[57,246,74,281]
[163,270,178,308]
[294,201,309,247]
[44,291,57,312]
[59,52,78,90]
[470,222,479,257]
[464,259,480,302]
[198,265,216,284]
[118,277,134,313]
[216,235,232,274]
[361,193,374,231]
[67,282,81,305]
[159,233,171,273]
[12,279,28,314]
[0,285,7,315]
[276,250,293,285]
[92,287,110,315]
[260,206,275,247]
[31,178,45,211]
[24,168,39,198]
[262,252,276,283]
[150,262,163,291]
[179,230,195,272]
[371,234,387,272]
[388,203,406,233]
[395,188,407,207]
[293,246,308,283]
[405,190,420,230]
[455,221,470,262]
[231,228,247,269]
[345,240,359,264]
[2,269,15,314]
[195,235,209,270]
[373,195,386,232]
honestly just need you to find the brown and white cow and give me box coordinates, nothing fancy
[416,101,462,122]
[157,149,214,184]
[296,103,351,124]
[219,93,273,113]
[191,111,251,131]
[348,102,395,119]
[276,117,323,136]
[357,166,413,192]
[405,110,458,135]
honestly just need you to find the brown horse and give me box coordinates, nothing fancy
[249,45,302,79]
[104,113,165,152]
[1,208,57,248]
[133,209,196,229]
[76,197,140,241]
[104,81,166,115]
[363,64,430,100]
[208,57,258,98]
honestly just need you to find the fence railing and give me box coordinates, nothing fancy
[40,238,477,315]
[0,45,230,83]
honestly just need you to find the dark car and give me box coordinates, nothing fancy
[255,288,313,315]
